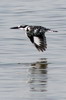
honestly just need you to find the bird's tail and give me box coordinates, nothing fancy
[47,29,58,32]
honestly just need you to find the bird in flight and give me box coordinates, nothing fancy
[10,25,58,52]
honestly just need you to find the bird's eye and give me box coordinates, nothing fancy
[27,28,29,31]
[27,27,30,31]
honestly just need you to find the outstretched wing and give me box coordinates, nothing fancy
[28,34,47,52]
[33,34,47,52]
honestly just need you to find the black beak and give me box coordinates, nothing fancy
[10,26,19,29]
[10,25,27,29]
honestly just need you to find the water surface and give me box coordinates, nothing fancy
[0,0,66,100]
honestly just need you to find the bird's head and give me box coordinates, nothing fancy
[10,25,31,31]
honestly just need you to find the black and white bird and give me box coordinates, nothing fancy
[10,25,58,52]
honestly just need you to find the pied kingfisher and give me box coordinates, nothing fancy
[10,25,58,52]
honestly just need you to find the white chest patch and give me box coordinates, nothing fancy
[34,36,41,46]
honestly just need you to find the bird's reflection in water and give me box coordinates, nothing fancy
[28,58,48,92]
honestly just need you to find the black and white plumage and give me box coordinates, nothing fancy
[10,25,58,52]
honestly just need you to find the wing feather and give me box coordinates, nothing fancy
[28,34,47,52]
[34,34,47,52]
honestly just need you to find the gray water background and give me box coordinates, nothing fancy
[0,0,66,100]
